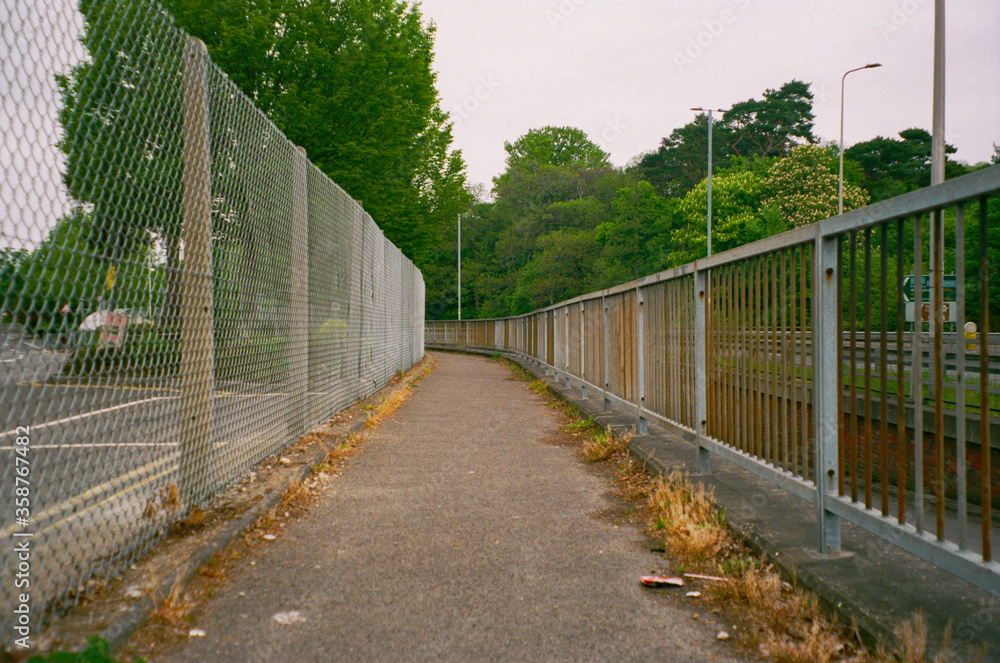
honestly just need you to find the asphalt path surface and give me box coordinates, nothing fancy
[156,353,747,662]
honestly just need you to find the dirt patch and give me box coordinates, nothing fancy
[15,355,436,661]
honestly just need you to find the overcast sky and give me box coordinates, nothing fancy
[417,0,1000,190]
[3,0,998,250]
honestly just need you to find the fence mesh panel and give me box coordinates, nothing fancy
[1,0,424,634]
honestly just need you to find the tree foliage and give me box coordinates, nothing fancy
[844,128,967,202]
[637,80,816,199]
[162,0,468,266]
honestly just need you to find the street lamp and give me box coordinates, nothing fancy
[839,63,881,215]
[691,107,728,257]
[457,213,462,321]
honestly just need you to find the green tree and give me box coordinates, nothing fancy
[595,181,675,284]
[636,80,816,198]
[844,128,968,203]
[500,126,611,174]
[163,0,468,265]
[763,144,868,227]
[726,80,815,158]
[57,0,185,319]
[674,169,770,265]
[635,113,732,198]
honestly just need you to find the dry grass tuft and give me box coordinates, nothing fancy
[583,427,628,462]
[647,470,729,566]
[152,575,195,626]
[365,386,412,428]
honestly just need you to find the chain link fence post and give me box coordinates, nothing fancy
[289,146,309,437]
[178,36,214,505]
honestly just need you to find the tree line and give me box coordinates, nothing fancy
[431,81,999,323]
[2,1,997,338]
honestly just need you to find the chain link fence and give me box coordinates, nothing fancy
[1,0,424,637]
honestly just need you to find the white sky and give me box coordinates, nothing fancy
[417,0,1000,191]
[3,0,998,251]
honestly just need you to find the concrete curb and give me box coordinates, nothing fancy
[96,356,437,654]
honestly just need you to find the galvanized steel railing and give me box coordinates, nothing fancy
[1,0,424,639]
[427,165,1000,598]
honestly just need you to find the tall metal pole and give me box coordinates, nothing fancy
[707,110,713,257]
[931,0,946,186]
[691,107,729,257]
[839,63,882,216]
[457,214,462,321]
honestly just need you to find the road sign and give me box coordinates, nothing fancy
[901,274,957,302]
[905,301,952,323]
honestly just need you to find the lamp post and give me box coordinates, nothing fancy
[457,213,462,321]
[839,63,881,215]
[691,107,728,257]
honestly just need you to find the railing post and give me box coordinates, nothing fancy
[564,306,571,388]
[543,312,550,375]
[694,269,711,474]
[603,295,611,412]
[637,285,647,435]
[815,232,842,553]
[579,301,587,399]
[178,36,214,505]
[289,145,309,438]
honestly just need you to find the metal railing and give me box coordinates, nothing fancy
[1,0,424,636]
[428,165,1000,598]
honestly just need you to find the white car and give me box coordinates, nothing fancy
[78,308,151,331]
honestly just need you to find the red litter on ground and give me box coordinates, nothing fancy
[639,575,685,587]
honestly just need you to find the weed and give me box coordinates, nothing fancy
[528,379,549,394]
[561,417,596,433]
[152,575,194,626]
[583,428,627,462]
[27,635,145,662]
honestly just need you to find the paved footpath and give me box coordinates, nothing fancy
[157,353,747,662]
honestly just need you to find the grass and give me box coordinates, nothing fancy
[26,636,146,662]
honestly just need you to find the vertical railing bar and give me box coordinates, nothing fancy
[955,204,967,550]
[767,253,775,463]
[565,305,572,389]
[978,196,992,562]
[849,230,859,503]
[670,282,676,422]
[742,260,750,454]
[864,227,874,509]
[781,249,789,470]
[880,222,890,517]
[790,247,800,475]
[697,278,703,432]
[603,295,611,412]
[580,301,587,399]
[836,236,844,494]
[727,265,736,448]
[933,204,946,542]
[913,213,925,534]
[637,286,647,435]
[896,217,908,524]
[753,256,764,458]
[806,243,814,482]
[696,269,710,474]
